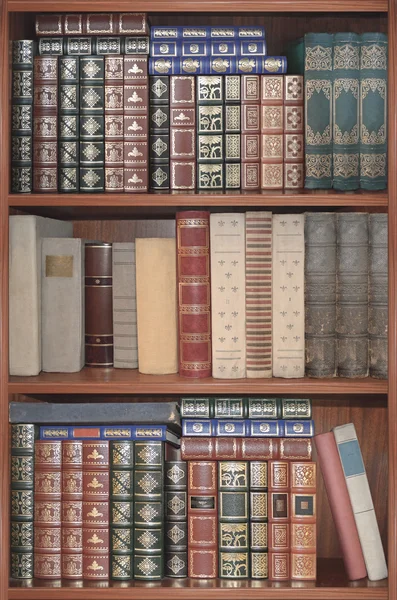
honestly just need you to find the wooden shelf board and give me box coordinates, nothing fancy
[8,369,388,395]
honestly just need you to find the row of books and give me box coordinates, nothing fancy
[9,211,388,380]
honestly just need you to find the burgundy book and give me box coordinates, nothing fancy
[188,461,218,578]
[284,75,304,190]
[181,437,313,462]
[85,243,113,368]
[36,13,149,36]
[176,211,211,378]
[261,75,284,190]
[105,56,124,193]
[34,441,62,579]
[33,56,58,192]
[290,461,316,580]
[170,76,196,190]
[62,440,83,579]
[241,75,260,190]
[268,460,290,581]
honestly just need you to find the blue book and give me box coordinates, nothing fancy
[150,40,268,58]
[149,56,287,76]
[248,420,285,437]
[39,424,180,446]
[182,419,314,437]
[216,419,247,436]
[182,419,215,436]
[150,26,265,41]
[284,420,315,437]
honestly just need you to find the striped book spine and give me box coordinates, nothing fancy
[245,211,272,378]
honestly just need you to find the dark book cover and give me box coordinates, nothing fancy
[105,56,124,193]
[241,75,260,190]
[59,56,80,192]
[164,456,187,577]
[268,461,290,581]
[197,76,224,190]
[149,75,170,190]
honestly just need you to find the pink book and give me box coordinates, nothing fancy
[314,432,367,581]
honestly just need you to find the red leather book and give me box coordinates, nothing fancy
[314,432,367,580]
[61,440,83,579]
[261,75,284,190]
[33,56,58,192]
[170,77,196,190]
[85,243,113,368]
[268,460,290,581]
[36,13,149,36]
[290,461,316,580]
[181,438,312,462]
[123,56,148,192]
[176,211,211,378]
[241,75,260,190]
[82,441,110,580]
[34,440,62,579]
[284,75,304,190]
[188,461,218,578]
[105,56,124,193]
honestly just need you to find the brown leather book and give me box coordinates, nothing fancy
[188,461,218,578]
[290,461,316,580]
[170,77,196,190]
[85,243,113,368]
[261,75,284,190]
[36,13,149,36]
[62,441,83,579]
[105,56,124,192]
[181,437,313,461]
[284,75,304,189]
[268,460,290,581]
[241,75,260,190]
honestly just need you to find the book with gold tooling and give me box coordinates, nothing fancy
[290,461,316,580]
[170,77,196,189]
[165,452,187,578]
[250,460,268,578]
[241,75,260,190]
[149,75,170,190]
[104,55,124,192]
[268,460,290,581]
[261,75,283,190]
[61,440,83,579]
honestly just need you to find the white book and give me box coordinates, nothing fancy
[333,423,388,581]
[9,216,73,376]
[41,238,85,373]
[112,242,138,369]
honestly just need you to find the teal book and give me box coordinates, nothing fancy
[359,33,388,190]
[333,33,360,190]
[285,38,304,75]
[304,33,333,189]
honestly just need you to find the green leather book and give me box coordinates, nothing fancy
[285,38,304,75]
[333,33,360,190]
[164,460,187,578]
[359,33,388,190]
[110,441,133,580]
[304,33,333,189]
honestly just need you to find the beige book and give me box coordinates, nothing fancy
[113,242,138,369]
[9,215,73,376]
[135,238,178,374]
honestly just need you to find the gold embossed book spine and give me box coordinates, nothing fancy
[149,76,170,190]
[164,454,187,577]
[59,56,80,192]
[170,76,196,190]
[268,460,290,581]
[104,56,124,192]
[260,75,283,190]
[250,461,268,578]
[224,75,241,189]
[61,440,83,579]
[197,76,224,190]
[241,75,261,190]
[284,75,304,189]
[290,462,317,580]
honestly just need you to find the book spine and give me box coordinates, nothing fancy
[149,56,286,76]
[82,441,110,579]
[176,211,211,377]
[336,213,369,377]
[33,56,58,192]
[272,214,305,377]
[38,38,65,56]
[125,37,150,55]
[197,76,224,190]
[10,425,35,579]
[188,461,218,578]
[359,33,388,190]
[368,214,388,379]
[164,458,188,577]
[305,213,337,377]
[224,75,241,189]
[61,440,83,579]
[214,398,246,419]
[84,242,113,368]
[39,36,150,56]
[36,13,148,36]
[34,441,62,579]
[150,26,266,41]
[181,437,312,461]
[332,33,360,191]
[219,461,249,579]
[284,75,304,189]
[241,75,260,190]
[149,76,170,190]
[245,212,272,378]
[112,242,138,368]
[250,461,268,578]
[210,213,246,378]
[314,432,367,581]
[59,56,80,192]
[290,461,316,580]
[304,33,333,189]
[39,425,178,443]
[104,56,124,192]
[260,75,283,190]
[133,441,164,580]
[280,398,312,420]
[268,460,290,581]
[110,441,134,580]
[123,56,149,192]
[11,41,34,193]
[183,419,314,437]
[170,77,196,189]
[180,398,214,419]
[333,423,387,581]
[80,56,105,192]
[247,398,281,419]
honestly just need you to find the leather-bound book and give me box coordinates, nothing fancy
[36,13,149,36]
[188,461,218,578]
[181,437,312,462]
[176,211,211,378]
[165,454,188,578]
[261,75,283,190]
[284,75,304,189]
[368,214,388,379]
[33,56,58,192]
[197,76,224,190]
[34,440,62,579]
[290,461,316,580]
[250,461,268,579]
[61,440,83,579]
[149,75,170,190]
[180,397,312,420]
[11,41,34,193]
[241,75,260,190]
[85,242,113,368]
[59,56,80,192]
[133,441,164,580]
[268,460,290,581]
[104,56,124,192]
[10,425,36,579]
[170,76,196,189]
[224,75,241,189]
[219,462,249,579]
[112,242,138,369]
[82,442,110,580]
[123,56,149,192]
[110,441,134,580]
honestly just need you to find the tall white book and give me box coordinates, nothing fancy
[41,238,85,373]
[112,242,138,369]
[9,215,73,376]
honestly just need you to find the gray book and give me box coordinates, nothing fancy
[42,238,85,373]
[336,213,369,377]
[368,214,388,379]
[112,242,138,369]
[305,213,337,377]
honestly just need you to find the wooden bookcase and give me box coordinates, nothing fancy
[0,1,395,599]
